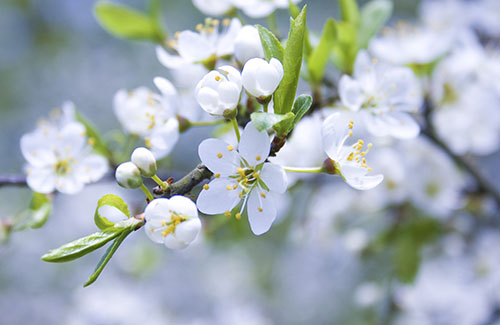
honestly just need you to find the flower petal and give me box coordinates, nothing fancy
[339,75,363,111]
[149,118,180,159]
[20,133,57,167]
[156,46,187,69]
[177,31,213,63]
[196,178,241,215]
[238,122,270,167]
[164,235,189,249]
[321,112,351,160]
[260,163,287,194]
[175,218,201,244]
[346,174,384,191]
[168,195,198,219]
[75,154,108,183]
[55,174,84,194]
[26,166,56,194]
[247,188,276,235]
[198,138,240,175]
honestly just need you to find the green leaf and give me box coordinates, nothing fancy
[308,18,337,83]
[251,112,290,131]
[395,237,420,283]
[330,20,357,73]
[339,0,360,27]
[75,110,113,160]
[289,1,312,58]
[273,112,296,135]
[94,1,162,42]
[95,194,130,230]
[358,0,393,49]
[84,229,131,287]
[291,95,313,126]
[257,25,284,62]
[41,229,123,263]
[28,192,52,229]
[273,5,307,114]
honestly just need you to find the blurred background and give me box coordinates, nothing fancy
[1,0,499,324]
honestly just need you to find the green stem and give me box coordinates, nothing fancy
[139,184,154,201]
[283,166,323,173]
[263,102,269,113]
[232,118,241,142]
[152,174,167,190]
[190,119,226,127]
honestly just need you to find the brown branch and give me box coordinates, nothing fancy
[153,164,213,198]
[0,175,27,187]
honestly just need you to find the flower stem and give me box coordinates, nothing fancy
[263,102,269,113]
[190,119,226,127]
[151,174,167,190]
[232,118,241,142]
[139,184,154,201]
[283,166,324,173]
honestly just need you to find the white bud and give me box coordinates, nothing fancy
[234,25,264,64]
[144,196,201,250]
[131,147,157,177]
[195,65,242,115]
[242,58,284,98]
[115,162,143,188]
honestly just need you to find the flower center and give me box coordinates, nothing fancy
[154,212,188,237]
[54,158,74,175]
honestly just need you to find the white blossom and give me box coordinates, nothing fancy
[130,147,157,177]
[144,196,201,250]
[115,162,142,189]
[234,25,265,64]
[232,0,302,19]
[156,18,241,70]
[197,122,287,235]
[321,112,384,190]
[192,0,233,16]
[195,65,242,115]
[242,58,283,98]
[338,50,422,139]
[113,86,179,159]
[21,103,108,194]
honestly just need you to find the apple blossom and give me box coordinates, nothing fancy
[21,106,108,194]
[195,65,242,115]
[242,58,284,98]
[234,25,265,64]
[197,122,287,235]
[144,196,201,250]
[321,112,384,190]
[338,50,422,139]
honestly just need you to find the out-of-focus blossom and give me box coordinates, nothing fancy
[195,65,242,115]
[144,196,201,250]
[21,102,108,194]
[242,58,283,98]
[192,0,233,17]
[234,25,265,64]
[113,86,179,159]
[471,0,500,35]
[156,18,241,70]
[232,0,302,18]
[339,50,422,139]
[321,112,384,190]
[197,122,287,235]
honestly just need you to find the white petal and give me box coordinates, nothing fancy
[260,163,287,194]
[168,195,198,219]
[75,154,108,183]
[241,58,261,96]
[247,188,276,235]
[164,235,189,249]
[321,112,350,160]
[339,75,363,111]
[20,133,57,167]
[26,166,56,194]
[255,61,282,96]
[55,174,84,194]
[149,118,180,158]
[156,46,187,69]
[217,81,241,109]
[144,198,170,220]
[346,174,384,191]
[216,18,242,56]
[269,58,284,80]
[196,86,221,115]
[175,218,201,244]
[238,122,270,166]
[240,3,275,18]
[154,77,177,97]
[196,178,241,215]
[198,138,240,175]
[177,31,214,62]
[386,112,420,139]
[145,222,165,244]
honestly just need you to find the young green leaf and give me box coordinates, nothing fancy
[95,194,130,230]
[94,1,162,42]
[273,112,296,135]
[251,112,290,131]
[84,229,132,287]
[75,110,113,162]
[339,0,360,27]
[330,20,357,74]
[358,0,393,49]
[28,192,52,229]
[289,1,312,58]
[291,95,313,127]
[257,25,284,62]
[41,229,123,263]
[273,6,307,114]
[308,18,337,83]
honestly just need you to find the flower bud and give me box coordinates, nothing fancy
[115,162,143,188]
[234,25,264,64]
[131,147,157,177]
[242,58,284,98]
[195,65,242,116]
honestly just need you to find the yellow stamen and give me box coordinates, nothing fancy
[227,145,234,151]
[258,207,263,212]
[226,185,232,190]
[224,211,231,217]
[256,155,261,161]
[214,173,220,178]
[217,153,223,158]
[203,184,209,190]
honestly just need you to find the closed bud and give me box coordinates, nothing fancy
[131,147,157,177]
[234,25,264,64]
[115,162,143,188]
[242,58,284,98]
